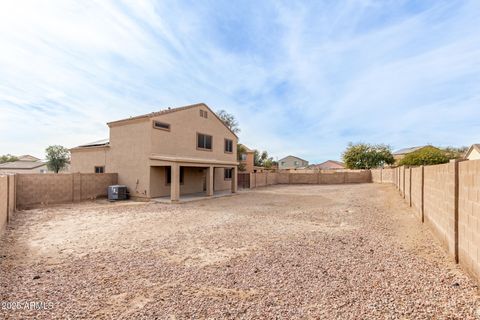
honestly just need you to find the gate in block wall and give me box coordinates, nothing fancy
[237,173,250,189]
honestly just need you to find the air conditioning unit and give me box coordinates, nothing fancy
[108,185,128,201]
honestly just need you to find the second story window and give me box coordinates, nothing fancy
[95,166,105,173]
[200,110,208,118]
[153,120,170,131]
[197,133,212,150]
[241,153,247,161]
[224,139,233,153]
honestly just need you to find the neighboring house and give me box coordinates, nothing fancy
[312,160,345,170]
[70,103,238,202]
[18,155,41,162]
[278,155,309,170]
[465,144,480,160]
[0,155,49,174]
[238,144,255,173]
[393,146,430,163]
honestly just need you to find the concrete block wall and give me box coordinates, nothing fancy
[378,160,480,284]
[291,173,318,184]
[424,162,456,259]
[458,160,480,281]
[0,176,8,233]
[404,168,411,204]
[0,175,16,235]
[410,166,423,221]
[371,168,394,184]
[16,173,118,209]
[399,166,405,197]
[250,171,371,188]
[276,172,288,184]
[266,172,277,185]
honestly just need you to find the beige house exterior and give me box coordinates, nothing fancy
[238,144,255,173]
[465,144,480,160]
[278,155,309,170]
[70,103,238,202]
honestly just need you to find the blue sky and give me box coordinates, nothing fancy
[1,0,479,163]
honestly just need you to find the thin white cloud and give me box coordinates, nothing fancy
[0,0,479,161]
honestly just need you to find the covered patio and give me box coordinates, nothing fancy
[149,155,238,203]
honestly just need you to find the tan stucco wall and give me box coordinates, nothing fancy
[214,167,232,191]
[149,105,237,162]
[240,152,254,173]
[278,156,309,170]
[70,147,109,173]
[150,166,206,197]
[109,120,152,198]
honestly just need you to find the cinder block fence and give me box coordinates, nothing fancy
[0,173,117,235]
[372,159,480,284]
[246,170,372,188]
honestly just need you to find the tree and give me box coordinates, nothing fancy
[45,145,70,173]
[0,154,18,164]
[342,143,395,169]
[442,146,468,160]
[237,144,247,171]
[253,150,276,168]
[399,146,449,166]
[217,110,240,134]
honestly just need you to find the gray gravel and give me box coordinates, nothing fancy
[1,184,479,319]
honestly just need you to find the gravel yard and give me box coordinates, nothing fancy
[1,184,479,319]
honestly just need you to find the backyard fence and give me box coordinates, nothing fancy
[0,175,16,233]
[241,170,372,189]
[373,160,480,283]
[0,173,118,234]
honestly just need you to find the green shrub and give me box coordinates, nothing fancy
[342,143,394,169]
[399,146,449,166]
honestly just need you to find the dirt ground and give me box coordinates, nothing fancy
[1,184,479,319]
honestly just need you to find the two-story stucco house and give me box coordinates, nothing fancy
[238,144,255,173]
[70,103,238,202]
[278,155,309,170]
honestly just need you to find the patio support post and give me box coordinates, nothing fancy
[170,163,180,202]
[231,166,238,193]
[206,166,214,196]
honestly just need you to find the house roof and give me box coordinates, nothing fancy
[0,160,46,170]
[78,139,110,148]
[465,144,480,158]
[279,155,308,162]
[17,155,40,161]
[313,160,345,168]
[238,143,254,153]
[106,102,238,138]
[393,146,427,155]
[70,138,110,151]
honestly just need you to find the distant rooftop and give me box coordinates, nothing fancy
[393,146,427,155]
[0,160,45,170]
[77,138,110,148]
[17,155,40,162]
